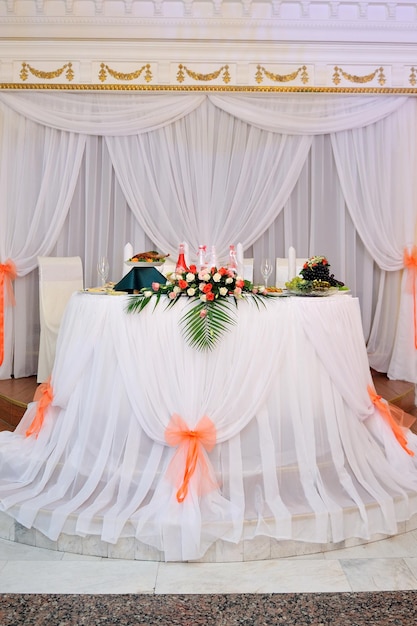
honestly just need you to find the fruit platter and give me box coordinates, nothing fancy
[285,256,348,296]
[126,250,169,267]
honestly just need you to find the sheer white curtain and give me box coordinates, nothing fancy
[251,134,381,342]
[105,98,312,258]
[331,98,417,378]
[0,91,416,381]
[0,102,86,378]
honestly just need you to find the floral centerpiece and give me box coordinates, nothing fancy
[126,264,271,351]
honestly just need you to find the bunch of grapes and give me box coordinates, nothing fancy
[300,256,344,288]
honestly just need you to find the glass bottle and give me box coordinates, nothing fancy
[197,244,207,272]
[209,245,217,270]
[228,244,237,273]
[175,243,188,274]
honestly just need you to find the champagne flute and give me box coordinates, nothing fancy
[97,256,109,286]
[260,258,273,288]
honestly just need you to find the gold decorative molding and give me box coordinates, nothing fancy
[98,63,152,83]
[176,64,230,84]
[1,84,417,94]
[255,65,309,84]
[20,62,74,82]
[332,66,386,86]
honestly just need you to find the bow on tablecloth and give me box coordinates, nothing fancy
[26,378,54,439]
[0,259,16,366]
[165,413,217,502]
[368,385,414,456]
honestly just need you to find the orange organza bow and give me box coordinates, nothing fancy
[26,378,54,438]
[165,413,217,503]
[368,385,414,456]
[0,259,17,366]
[403,245,417,349]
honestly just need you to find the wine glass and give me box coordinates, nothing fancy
[97,256,109,286]
[260,258,273,288]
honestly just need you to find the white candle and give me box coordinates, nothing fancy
[236,242,244,277]
[288,246,296,281]
[123,242,133,276]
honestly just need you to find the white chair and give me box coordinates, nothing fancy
[37,256,84,383]
[275,257,306,288]
[242,258,254,283]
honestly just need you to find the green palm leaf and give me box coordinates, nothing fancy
[180,298,237,351]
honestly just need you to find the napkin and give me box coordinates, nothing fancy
[123,242,133,276]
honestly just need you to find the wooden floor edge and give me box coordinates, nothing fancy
[0,393,28,409]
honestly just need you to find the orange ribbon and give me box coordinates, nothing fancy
[0,259,17,366]
[404,245,417,349]
[165,413,217,503]
[368,385,414,456]
[26,378,53,438]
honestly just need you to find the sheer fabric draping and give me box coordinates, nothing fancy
[0,92,416,380]
[2,294,417,561]
[330,99,417,380]
[0,102,86,378]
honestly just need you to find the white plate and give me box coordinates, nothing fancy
[125,261,164,267]
[80,288,128,296]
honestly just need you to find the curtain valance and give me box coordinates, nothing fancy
[0,92,409,135]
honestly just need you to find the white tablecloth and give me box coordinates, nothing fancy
[1,292,417,561]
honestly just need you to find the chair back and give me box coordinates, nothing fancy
[37,256,84,382]
[275,257,306,288]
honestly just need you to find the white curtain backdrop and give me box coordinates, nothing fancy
[0,92,415,382]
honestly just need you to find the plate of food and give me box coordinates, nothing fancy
[81,288,128,296]
[126,251,169,267]
[265,286,288,296]
[81,287,108,295]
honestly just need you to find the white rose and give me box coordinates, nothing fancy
[213,273,221,282]
[225,277,233,284]
[200,294,207,302]
[186,272,195,282]
[173,285,181,294]
[219,287,228,296]
[187,287,196,296]
[144,290,153,298]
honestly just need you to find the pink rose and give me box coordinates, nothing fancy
[152,282,160,291]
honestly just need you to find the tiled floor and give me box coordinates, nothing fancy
[2,530,417,594]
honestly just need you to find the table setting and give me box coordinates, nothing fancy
[1,244,416,562]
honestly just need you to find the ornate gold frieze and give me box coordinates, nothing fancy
[332,66,386,86]
[2,83,416,95]
[98,63,152,83]
[20,62,74,81]
[176,64,230,84]
[255,65,309,84]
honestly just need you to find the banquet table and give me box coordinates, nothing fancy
[1,291,417,562]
